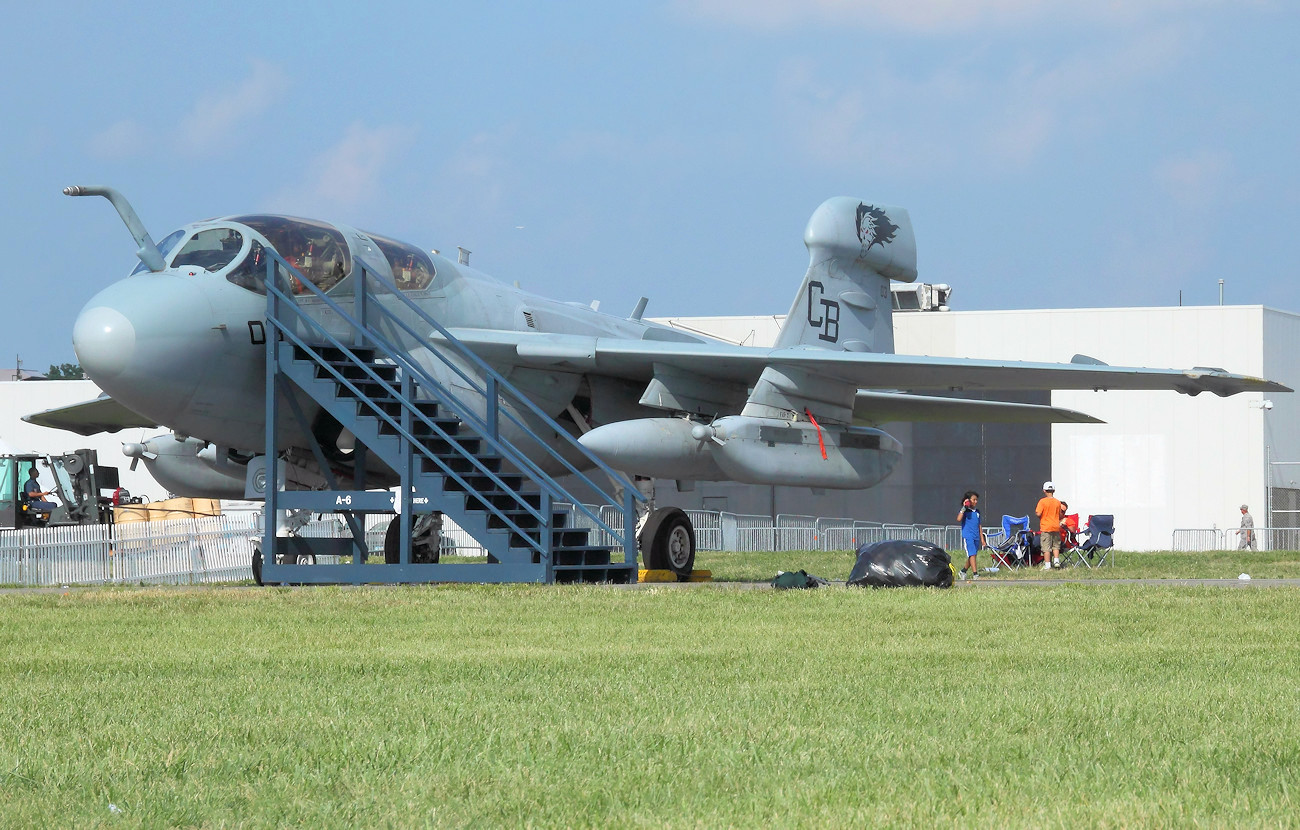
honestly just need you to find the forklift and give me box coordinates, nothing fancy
[0,449,120,530]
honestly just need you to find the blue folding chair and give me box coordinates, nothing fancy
[990,515,1033,568]
[1077,514,1115,567]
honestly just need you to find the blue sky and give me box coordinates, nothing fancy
[3,1,1297,374]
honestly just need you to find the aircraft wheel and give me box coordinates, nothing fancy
[384,515,442,564]
[640,507,696,580]
[254,545,313,585]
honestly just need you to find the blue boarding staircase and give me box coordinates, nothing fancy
[255,250,642,585]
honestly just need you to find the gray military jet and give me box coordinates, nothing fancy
[31,187,1287,574]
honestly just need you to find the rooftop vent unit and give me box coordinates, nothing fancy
[891,282,951,312]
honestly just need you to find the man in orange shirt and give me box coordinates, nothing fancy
[1036,481,1065,569]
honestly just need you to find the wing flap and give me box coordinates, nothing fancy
[853,391,1104,425]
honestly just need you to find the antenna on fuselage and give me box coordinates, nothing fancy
[457,247,471,265]
[629,297,649,321]
[62,185,166,272]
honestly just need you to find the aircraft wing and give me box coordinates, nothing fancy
[445,329,1290,397]
[22,395,158,436]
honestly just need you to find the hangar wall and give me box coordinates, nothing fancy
[896,305,1296,550]
[652,305,1298,550]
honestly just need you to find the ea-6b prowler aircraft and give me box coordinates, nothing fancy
[32,187,1287,578]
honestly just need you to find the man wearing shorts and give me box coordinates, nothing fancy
[957,490,986,581]
[1036,481,1064,569]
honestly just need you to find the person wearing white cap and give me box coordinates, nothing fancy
[1035,481,1065,569]
[1237,505,1257,551]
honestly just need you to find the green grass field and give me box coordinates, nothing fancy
[2,566,1299,827]
[698,548,1300,582]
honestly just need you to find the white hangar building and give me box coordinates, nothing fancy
[650,305,1300,551]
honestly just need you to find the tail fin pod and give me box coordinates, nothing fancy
[773,197,917,354]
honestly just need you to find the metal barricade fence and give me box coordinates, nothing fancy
[1173,526,1300,552]
[1265,527,1300,551]
[0,509,999,587]
[731,513,777,552]
[685,510,722,551]
[1171,529,1225,552]
[818,523,874,551]
[772,514,818,551]
[567,504,616,550]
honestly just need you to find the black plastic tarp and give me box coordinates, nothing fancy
[847,539,953,589]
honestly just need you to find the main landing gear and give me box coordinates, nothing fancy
[383,513,446,564]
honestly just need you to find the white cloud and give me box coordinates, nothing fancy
[174,60,289,156]
[772,24,1195,173]
[81,61,289,160]
[267,123,414,215]
[86,119,150,159]
[676,0,1257,34]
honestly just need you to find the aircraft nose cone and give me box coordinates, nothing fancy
[73,275,215,424]
[72,306,135,379]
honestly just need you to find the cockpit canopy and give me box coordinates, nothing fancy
[173,228,246,272]
[229,215,351,294]
[364,232,437,291]
[131,214,439,296]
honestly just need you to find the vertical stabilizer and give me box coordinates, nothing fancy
[773,197,917,354]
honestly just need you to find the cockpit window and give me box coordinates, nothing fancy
[130,228,186,275]
[366,232,436,291]
[230,215,351,294]
[226,240,269,295]
[171,228,245,272]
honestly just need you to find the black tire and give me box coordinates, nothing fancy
[384,517,402,564]
[639,507,696,579]
[384,515,442,564]
[254,546,312,585]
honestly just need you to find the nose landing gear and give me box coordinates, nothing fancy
[638,507,696,580]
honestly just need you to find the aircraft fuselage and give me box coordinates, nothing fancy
[73,214,700,474]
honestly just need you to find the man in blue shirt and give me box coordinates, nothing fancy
[22,468,57,520]
[957,490,986,581]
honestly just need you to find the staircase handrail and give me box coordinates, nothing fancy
[273,329,552,552]
[349,264,639,509]
[266,267,630,546]
[262,253,640,556]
